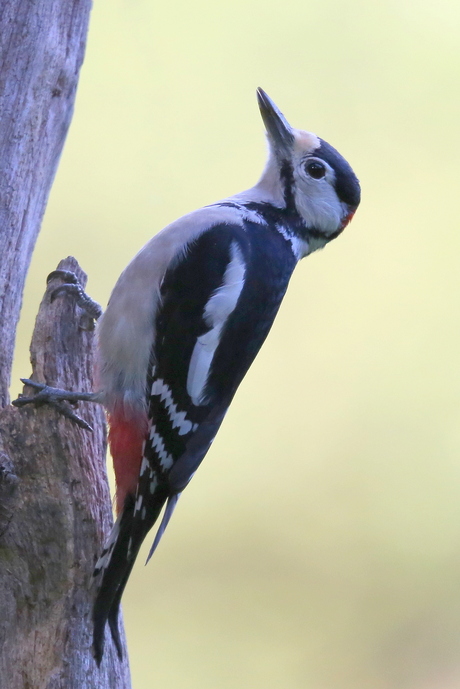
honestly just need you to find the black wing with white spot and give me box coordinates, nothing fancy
[142,218,297,498]
[93,218,297,662]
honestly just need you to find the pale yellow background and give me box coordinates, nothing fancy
[11,1,460,687]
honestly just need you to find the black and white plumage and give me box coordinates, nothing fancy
[92,88,361,663]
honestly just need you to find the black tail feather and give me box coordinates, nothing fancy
[92,489,168,665]
[106,558,136,659]
[93,495,136,665]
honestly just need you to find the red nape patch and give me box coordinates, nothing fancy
[341,210,355,230]
[108,409,148,513]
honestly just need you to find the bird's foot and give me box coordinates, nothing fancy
[47,269,103,325]
[12,379,98,431]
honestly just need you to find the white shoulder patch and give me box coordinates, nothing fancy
[187,241,246,405]
[97,202,250,415]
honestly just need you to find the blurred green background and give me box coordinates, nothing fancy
[11,0,460,687]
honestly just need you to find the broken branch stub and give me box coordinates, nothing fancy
[0,257,131,689]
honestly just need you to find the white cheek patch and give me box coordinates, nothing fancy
[187,241,246,406]
[293,165,342,238]
[295,186,342,235]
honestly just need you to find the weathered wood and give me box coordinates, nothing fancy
[0,0,93,406]
[0,3,132,683]
[0,258,131,688]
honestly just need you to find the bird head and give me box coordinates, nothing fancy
[256,88,360,248]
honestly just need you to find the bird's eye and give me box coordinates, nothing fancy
[305,160,326,179]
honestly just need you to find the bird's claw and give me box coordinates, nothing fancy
[12,379,95,432]
[47,270,103,323]
[47,269,80,286]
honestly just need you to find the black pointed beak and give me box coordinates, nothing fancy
[257,88,294,156]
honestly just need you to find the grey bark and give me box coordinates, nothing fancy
[0,0,91,406]
[0,2,132,687]
[0,259,131,688]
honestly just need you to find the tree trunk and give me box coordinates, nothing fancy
[0,259,131,687]
[0,0,90,406]
[0,3,132,687]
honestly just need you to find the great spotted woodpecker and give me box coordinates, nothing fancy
[17,89,360,663]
